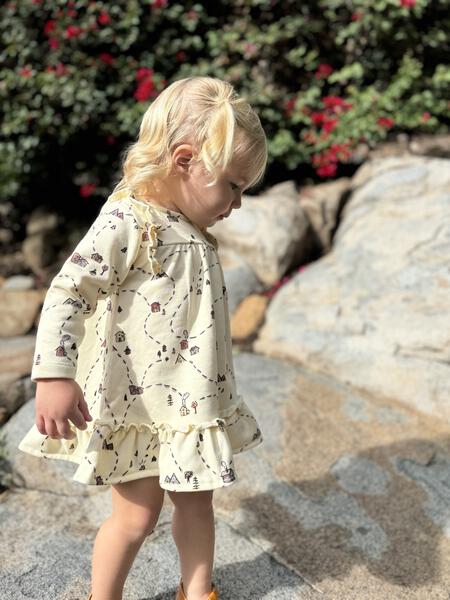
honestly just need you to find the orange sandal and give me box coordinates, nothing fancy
[176,578,219,600]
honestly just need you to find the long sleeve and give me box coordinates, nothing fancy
[30,200,143,382]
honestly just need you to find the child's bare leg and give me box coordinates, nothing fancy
[91,476,165,600]
[168,489,215,600]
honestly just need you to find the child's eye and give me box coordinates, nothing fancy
[230,182,240,191]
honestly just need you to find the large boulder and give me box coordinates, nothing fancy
[210,180,313,286]
[254,156,450,421]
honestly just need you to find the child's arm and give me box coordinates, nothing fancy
[32,200,142,381]
[32,200,142,438]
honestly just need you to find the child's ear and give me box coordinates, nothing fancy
[172,144,195,175]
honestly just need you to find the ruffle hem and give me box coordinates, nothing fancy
[18,394,262,491]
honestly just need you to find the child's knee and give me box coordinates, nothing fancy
[168,489,214,512]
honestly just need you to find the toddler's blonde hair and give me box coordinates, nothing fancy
[112,76,267,197]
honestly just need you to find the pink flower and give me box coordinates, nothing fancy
[49,38,59,49]
[351,11,363,21]
[421,111,431,122]
[80,183,97,198]
[20,66,32,78]
[400,0,416,6]
[243,42,258,57]
[54,63,69,76]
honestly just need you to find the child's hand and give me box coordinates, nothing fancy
[34,378,93,440]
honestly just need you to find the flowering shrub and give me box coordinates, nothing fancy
[0,0,448,213]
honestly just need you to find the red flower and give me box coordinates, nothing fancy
[98,11,110,25]
[176,50,186,62]
[20,66,32,78]
[311,111,326,125]
[134,78,157,102]
[136,67,154,82]
[314,63,333,79]
[99,52,115,66]
[322,95,353,112]
[106,135,116,145]
[65,25,83,38]
[351,11,363,20]
[421,111,431,122]
[330,142,352,160]
[400,0,416,6]
[49,38,59,49]
[67,9,77,18]
[311,141,353,178]
[322,118,338,134]
[302,131,317,144]
[80,183,97,198]
[283,97,296,116]
[186,9,197,19]
[377,117,394,128]
[317,163,337,178]
[44,20,56,35]
[150,0,168,7]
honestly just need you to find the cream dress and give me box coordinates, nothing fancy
[18,188,263,491]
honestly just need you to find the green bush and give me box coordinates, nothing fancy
[1,0,448,221]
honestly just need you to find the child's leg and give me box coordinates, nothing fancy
[168,489,215,600]
[91,476,165,600]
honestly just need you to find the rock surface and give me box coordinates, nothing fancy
[4,351,450,598]
[210,180,313,286]
[254,156,450,421]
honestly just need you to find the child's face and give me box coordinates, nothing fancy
[165,144,249,229]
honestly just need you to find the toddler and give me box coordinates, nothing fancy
[18,75,267,600]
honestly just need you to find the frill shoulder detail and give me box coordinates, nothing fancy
[106,187,162,275]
